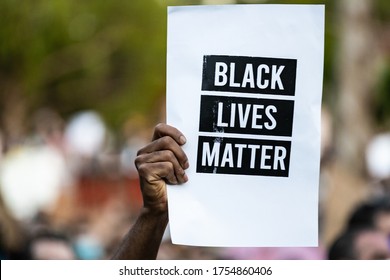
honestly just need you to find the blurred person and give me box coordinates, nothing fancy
[347,195,390,236]
[73,233,104,260]
[27,228,76,260]
[328,227,390,260]
[328,196,390,260]
[73,197,132,260]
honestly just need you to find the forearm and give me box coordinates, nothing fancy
[111,208,168,260]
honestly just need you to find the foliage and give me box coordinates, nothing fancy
[0,0,169,130]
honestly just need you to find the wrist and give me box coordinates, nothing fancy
[140,205,169,222]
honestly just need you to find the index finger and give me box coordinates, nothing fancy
[152,123,187,145]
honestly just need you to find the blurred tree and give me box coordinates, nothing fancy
[335,0,390,173]
[0,0,169,144]
[335,0,377,174]
[374,0,390,129]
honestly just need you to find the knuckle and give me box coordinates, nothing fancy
[137,164,154,182]
[159,135,174,147]
[155,122,164,129]
[161,149,175,161]
[136,147,145,156]
[136,162,146,174]
[154,123,165,133]
[157,161,173,171]
[136,161,147,172]
[134,155,144,168]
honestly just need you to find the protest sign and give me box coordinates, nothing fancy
[166,4,324,246]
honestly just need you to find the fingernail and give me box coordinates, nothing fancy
[183,173,188,182]
[179,135,187,145]
[183,160,189,169]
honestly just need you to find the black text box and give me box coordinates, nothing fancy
[199,95,294,137]
[197,136,291,177]
[202,55,297,96]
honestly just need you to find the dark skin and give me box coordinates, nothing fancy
[112,124,189,260]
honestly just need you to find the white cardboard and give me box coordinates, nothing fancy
[166,4,324,246]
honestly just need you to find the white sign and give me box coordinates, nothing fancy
[166,4,324,247]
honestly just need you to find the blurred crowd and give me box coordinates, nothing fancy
[0,106,389,260]
[0,108,147,260]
